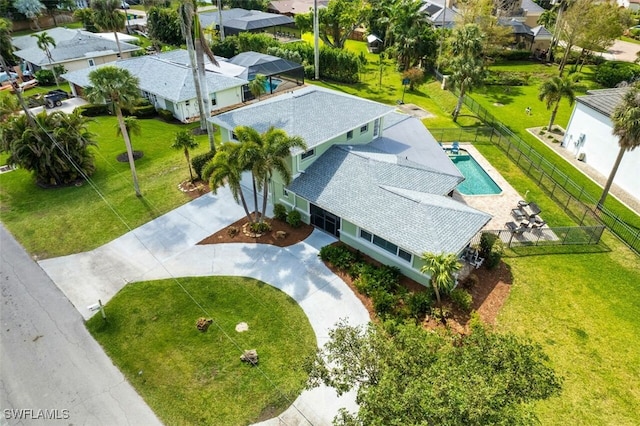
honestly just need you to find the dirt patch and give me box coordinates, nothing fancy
[178,179,211,199]
[528,126,565,145]
[116,151,144,162]
[198,215,314,247]
[395,103,435,119]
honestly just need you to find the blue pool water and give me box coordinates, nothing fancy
[263,78,283,93]
[452,152,502,195]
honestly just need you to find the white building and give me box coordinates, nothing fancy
[563,88,640,202]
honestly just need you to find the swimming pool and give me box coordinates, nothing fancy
[452,151,502,195]
[263,78,283,93]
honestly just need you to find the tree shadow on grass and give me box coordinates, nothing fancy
[504,241,612,257]
[483,85,525,106]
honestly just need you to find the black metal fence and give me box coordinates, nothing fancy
[432,92,640,255]
[470,225,606,248]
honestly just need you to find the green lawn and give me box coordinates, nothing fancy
[0,115,212,258]
[87,276,316,425]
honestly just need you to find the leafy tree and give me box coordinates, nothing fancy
[455,0,512,50]
[0,93,20,121]
[538,75,576,130]
[147,6,182,47]
[248,74,267,100]
[307,320,562,425]
[85,66,142,196]
[73,8,98,32]
[0,111,96,186]
[537,8,556,30]
[222,0,266,9]
[203,141,254,224]
[171,129,199,182]
[0,17,16,65]
[295,0,371,49]
[419,252,460,307]
[14,0,45,30]
[446,24,486,122]
[236,126,306,223]
[599,84,640,208]
[32,32,60,88]
[386,0,436,71]
[91,0,125,58]
[115,115,141,143]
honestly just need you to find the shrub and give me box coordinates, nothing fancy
[77,103,109,117]
[273,203,288,221]
[402,67,425,90]
[406,290,433,319]
[371,289,398,318]
[250,221,271,233]
[129,104,156,118]
[594,61,640,88]
[483,71,528,86]
[450,288,473,313]
[191,150,215,180]
[462,274,479,290]
[486,239,504,270]
[319,244,356,270]
[35,69,55,86]
[479,233,498,258]
[157,109,174,122]
[287,209,302,228]
[227,226,239,237]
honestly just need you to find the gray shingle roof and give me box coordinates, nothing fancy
[199,8,294,31]
[521,0,544,13]
[61,51,247,102]
[288,145,490,255]
[13,30,140,66]
[210,86,394,151]
[578,87,628,117]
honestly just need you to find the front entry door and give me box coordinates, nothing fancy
[310,204,340,237]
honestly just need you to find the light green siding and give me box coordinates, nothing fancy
[340,232,430,287]
[340,220,358,237]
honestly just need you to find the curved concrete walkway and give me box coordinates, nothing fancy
[39,188,370,425]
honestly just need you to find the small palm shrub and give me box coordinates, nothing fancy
[287,209,302,228]
[406,291,434,318]
[450,288,473,313]
[250,221,271,234]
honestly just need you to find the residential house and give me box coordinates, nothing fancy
[12,28,140,74]
[210,87,491,286]
[62,50,248,123]
[563,88,640,202]
[267,0,328,16]
[618,0,640,12]
[199,8,295,37]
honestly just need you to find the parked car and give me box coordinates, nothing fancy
[120,1,130,8]
[44,89,69,108]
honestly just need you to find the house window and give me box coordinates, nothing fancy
[398,249,412,262]
[231,131,238,140]
[211,97,217,106]
[347,130,353,140]
[360,124,368,133]
[360,229,373,242]
[359,228,411,262]
[301,148,315,160]
[88,58,95,67]
[373,235,398,255]
[185,100,190,106]
[283,188,289,196]
[373,118,380,137]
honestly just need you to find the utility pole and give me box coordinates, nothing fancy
[217,0,225,40]
[313,0,319,80]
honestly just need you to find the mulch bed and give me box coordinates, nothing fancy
[198,215,314,247]
[116,150,144,162]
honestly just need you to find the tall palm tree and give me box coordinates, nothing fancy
[32,32,60,88]
[85,66,142,196]
[538,75,576,130]
[248,74,267,100]
[237,126,307,223]
[202,142,253,223]
[447,24,485,122]
[0,18,34,125]
[388,0,432,71]
[419,252,461,307]
[171,129,199,182]
[598,85,640,208]
[92,0,125,58]
[115,116,141,142]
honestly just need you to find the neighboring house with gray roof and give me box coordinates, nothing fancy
[199,8,295,36]
[210,86,491,286]
[12,28,140,74]
[563,87,639,201]
[61,50,247,123]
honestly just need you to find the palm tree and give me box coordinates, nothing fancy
[387,0,433,71]
[91,0,125,58]
[598,85,640,208]
[32,32,60,88]
[0,110,97,186]
[202,142,254,223]
[447,24,486,122]
[115,116,141,142]
[0,18,34,125]
[237,126,307,223]
[419,252,461,307]
[538,75,576,131]
[248,74,267,100]
[171,129,199,182]
[85,66,142,196]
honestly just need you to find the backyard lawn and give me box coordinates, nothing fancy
[86,276,316,425]
[0,114,212,258]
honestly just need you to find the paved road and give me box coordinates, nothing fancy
[0,224,161,426]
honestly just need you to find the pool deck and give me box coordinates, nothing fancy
[450,144,527,232]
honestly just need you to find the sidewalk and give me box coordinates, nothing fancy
[38,187,370,425]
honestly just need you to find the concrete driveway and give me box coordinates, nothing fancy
[38,187,370,425]
[603,39,640,62]
[29,96,88,115]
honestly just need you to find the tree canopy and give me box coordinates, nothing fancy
[295,0,370,49]
[307,319,562,425]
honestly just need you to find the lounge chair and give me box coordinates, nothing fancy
[451,141,460,155]
[522,202,541,218]
[506,221,527,235]
[472,256,484,269]
[511,208,526,221]
[531,220,546,229]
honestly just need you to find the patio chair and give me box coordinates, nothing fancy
[472,256,484,269]
[511,208,526,221]
[531,220,546,229]
[506,221,527,235]
[451,141,460,155]
[523,201,541,218]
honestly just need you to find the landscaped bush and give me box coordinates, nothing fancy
[191,150,215,180]
[157,108,174,122]
[479,232,503,270]
[486,49,532,61]
[450,288,473,313]
[406,290,434,318]
[594,61,640,88]
[35,69,55,86]
[483,71,529,86]
[77,103,110,117]
[319,244,357,270]
[273,203,288,221]
[371,289,398,318]
[287,209,302,228]
[129,104,157,118]
[353,264,400,296]
[250,221,271,233]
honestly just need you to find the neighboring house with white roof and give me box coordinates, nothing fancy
[563,88,640,202]
[61,50,248,123]
[12,28,140,74]
[211,87,491,285]
[618,0,640,12]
